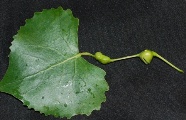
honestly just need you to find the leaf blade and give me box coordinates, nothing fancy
[0,7,109,118]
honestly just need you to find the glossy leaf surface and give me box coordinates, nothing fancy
[0,7,109,119]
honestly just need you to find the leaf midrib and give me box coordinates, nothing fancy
[0,53,81,90]
[22,53,81,80]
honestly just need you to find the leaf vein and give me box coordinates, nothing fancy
[0,54,81,89]
[22,54,80,80]
[24,44,65,57]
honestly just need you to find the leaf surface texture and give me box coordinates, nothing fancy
[0,7,109,118]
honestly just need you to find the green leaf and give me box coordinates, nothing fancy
[0,7,109,119]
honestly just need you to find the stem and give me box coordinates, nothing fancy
[79,52,95,57]
[152,51,184,73]
[110,54,139,62]
[79,51,184,73]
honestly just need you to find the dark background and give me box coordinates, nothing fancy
[0,0,186,120]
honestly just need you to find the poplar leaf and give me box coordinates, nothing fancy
[0,7,109,119]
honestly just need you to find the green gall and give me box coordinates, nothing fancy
[92,49,183,73]
[95,52,111,64]
[139,49,154,64]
